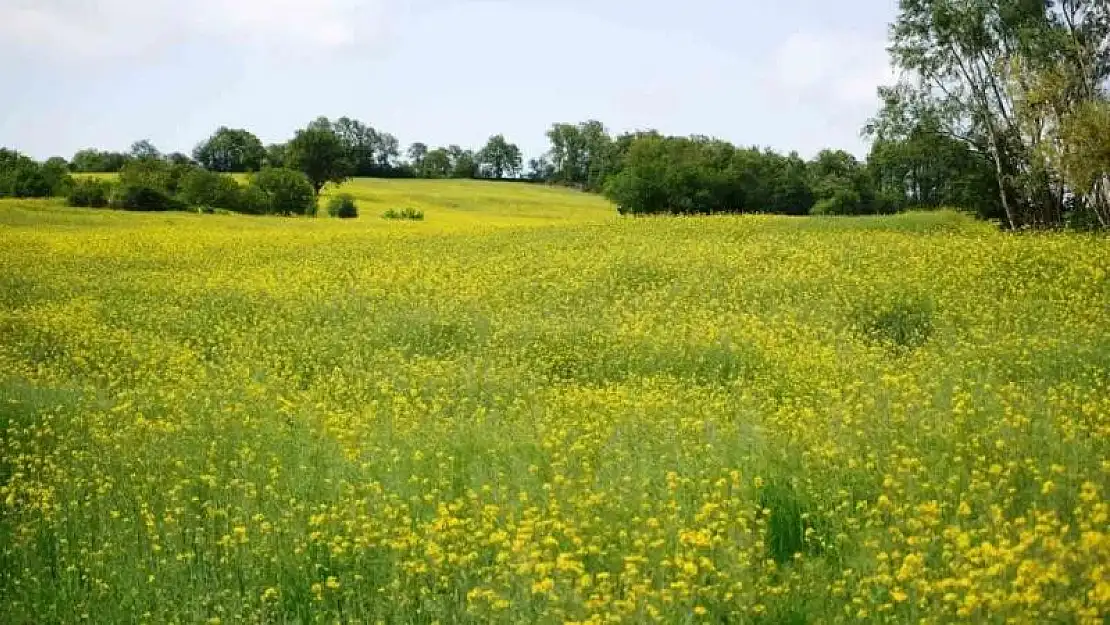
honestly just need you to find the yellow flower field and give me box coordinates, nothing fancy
[2,182,1109,624]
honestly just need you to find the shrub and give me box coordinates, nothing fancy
[67,179,112,208]
[109,183,186,212]
[327,194,358,219]
[178,169,242,212]
[238,185,271,216]
[382,207,424,221]
[0,149,51,198]
[247,167,317,216]
[41,157,73,197]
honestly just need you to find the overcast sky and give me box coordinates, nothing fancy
[0,0,898,161]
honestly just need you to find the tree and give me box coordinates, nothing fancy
[477,135,523,179]
[333,117,378,175]
[178,168,243,211]
[166,152,194,166]
[880,0,1110,229]
[130,140,161,161]
[193,127,265,173]
[547,123,587,185]
[247,167,317,216]
[1057,99,1110,227]
[421,148,453,178]
[545,121,616,189]
[265,143,287,168]
[447,145,479,179]
[40,157,72,196]
[70,149,129,173]
[408,143,429,170]
[373,132,401,170]
[0,149,51,198]
[809,149,884,215]
[526,156,555,182]
[285,123,350,197]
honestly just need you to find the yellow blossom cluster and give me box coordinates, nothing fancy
[1,194,1108,623]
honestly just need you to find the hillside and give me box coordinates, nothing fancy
[2,185,1109,623]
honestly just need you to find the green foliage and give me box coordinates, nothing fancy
[1058,100,1110,228]
[809,149,887,216]
[130,140,161,161]
[546,120,616,190]
[326,194,358,219]
[40,157,72,196]
[0,149,52,198]
[853,294,935,350]
[70,149,129,173]
[477,134,523,179]
[109,183,186,212]
[420,148,452,178]
[238,184,271,216]
[866,89,1003,220]
[193,127,265,173]
[605,135,828,216]
[118,159,194,196]
[382,207,424,220]
[66,179,111,208]
[178,169,243,211]
[248,167,317,216]
[758,481,812,565]
[285,124,351,196]
[264,143,287,169]
[881,0,1110,229]
[448,145,479,179]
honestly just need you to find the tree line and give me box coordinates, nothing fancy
[3,0,1109,227]
[0,117,916,218]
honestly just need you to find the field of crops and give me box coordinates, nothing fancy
[2,181,1110,624]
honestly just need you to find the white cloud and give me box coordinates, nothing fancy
[0,0,387,60]
[771,31,895,107]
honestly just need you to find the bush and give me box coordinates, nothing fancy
[382,207,424,221]
[67,179,111,208]
[327,194,358,219]
[247,167,317,216]
[41,157,73,197]
[0,149,52,198]
[109,183,186,212]
[238,185,271,216]
[178,169,242,212]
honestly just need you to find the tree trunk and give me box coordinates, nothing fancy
[985,125,1018,229]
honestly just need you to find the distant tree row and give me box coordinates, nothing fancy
[65,156,322,216]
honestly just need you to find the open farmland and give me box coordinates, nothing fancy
[2,181,1110,624]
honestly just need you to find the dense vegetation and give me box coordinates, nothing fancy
[2,195,1108,623]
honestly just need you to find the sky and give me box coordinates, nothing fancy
[0,0,899,162]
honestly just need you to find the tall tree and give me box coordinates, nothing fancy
[373,132,401,169]
[421,148,452,178]
[193,127,265,173]
[447,145,478,179]
[333,117,378,175]
[882,0,1110,228]
[408,143,428,170]
[546,123,587,185]
[285,123,351,197]
[71,149,129,173]
[130,140,161,161]
[477,135,523,179]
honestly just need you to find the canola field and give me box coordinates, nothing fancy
[2,181,1110,624]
